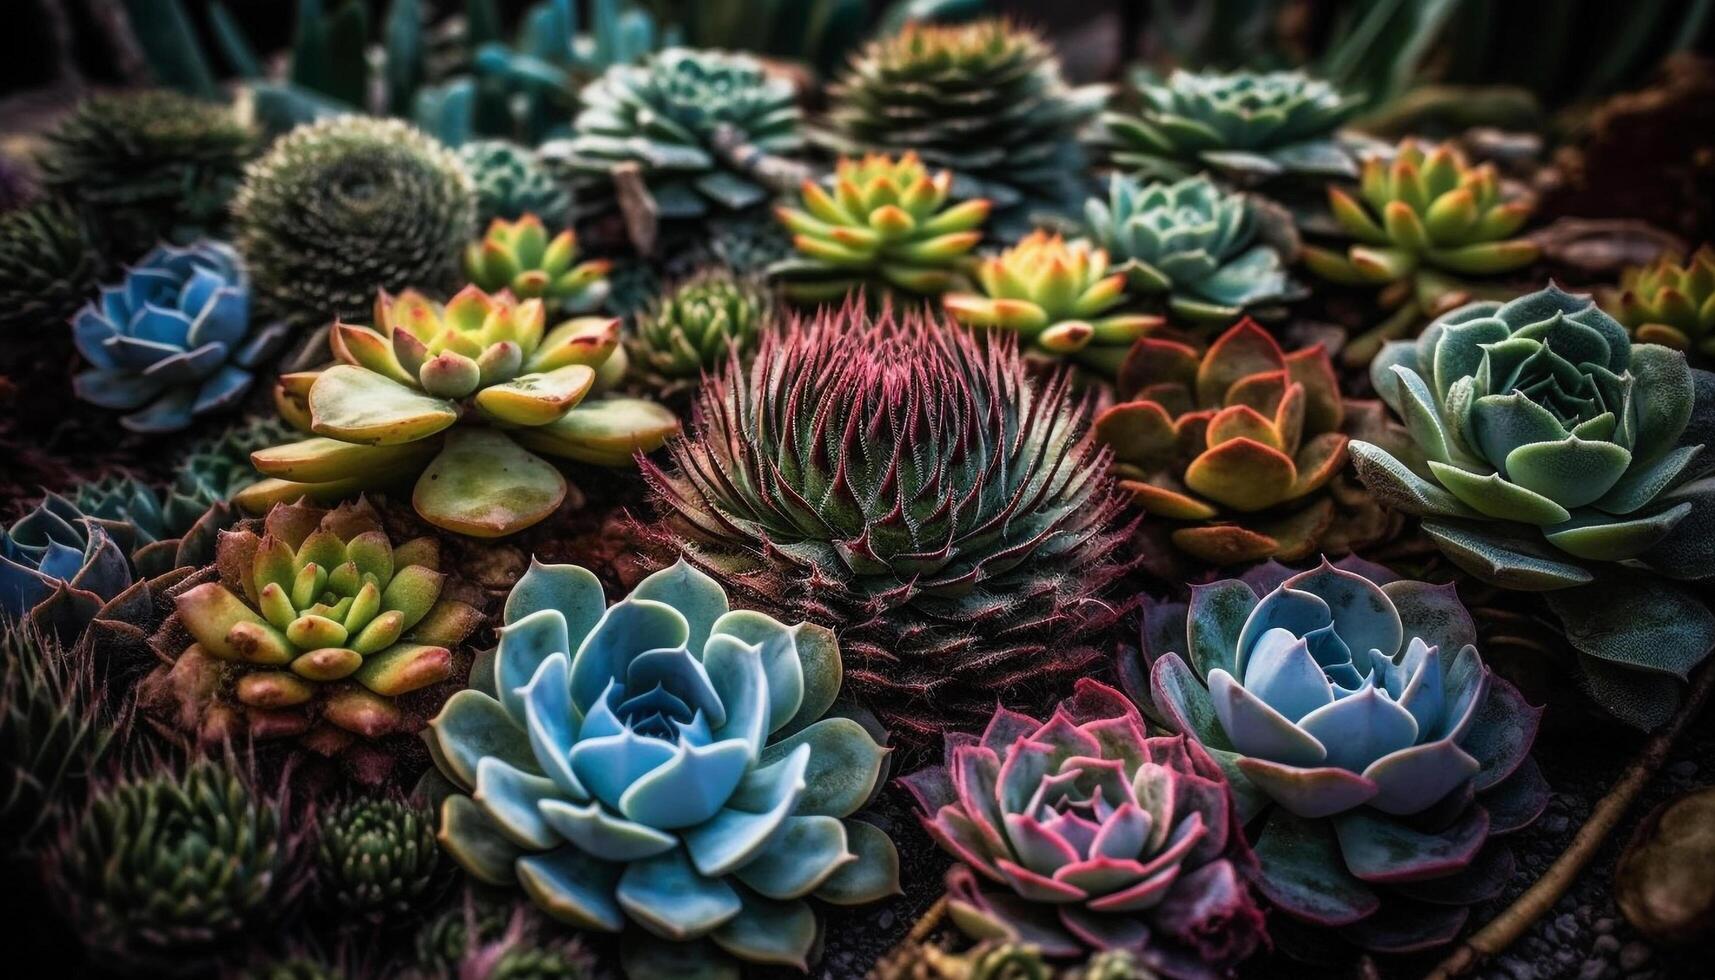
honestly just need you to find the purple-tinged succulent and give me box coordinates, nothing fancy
[1120,558,1549,952]
[1,492,134,640]
[902,679,1266,977]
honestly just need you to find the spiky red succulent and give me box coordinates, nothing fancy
[635,302,1131,745]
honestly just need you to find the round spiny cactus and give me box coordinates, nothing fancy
[0,199,98,344]
[233,117,476,329]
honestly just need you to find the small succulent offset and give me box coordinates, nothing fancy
[943,231,1163,375]
[1303,140,1539,364]
[70,240,289,433]
[233,116,477,328]
[315,796,443,923]
[463,215,611,313]
[770,152,990,303]
[1612,245,1715,358]
[426,559,898,974]
[636,306,1130,743]
[1084,174,1300,326]
[1350,285,1715,728]
[814,19,1107,235]
[1,492,134,639]
[1125,559,1548,952]
[1096,70,1362,183]
[145,499,483,756]
[631,268,771,388]
[242,286,677,537]
[456,140,574,227]
[562,47,804,219]
[411,899,596,980]
[903,679,1266,974]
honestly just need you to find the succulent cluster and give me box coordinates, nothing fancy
[561,47,804,219]
[1613,245,1715,357]
[0,623,116,850]
[0,199,98,341]
[943,231,1162,374]
[771,152,989,303]
[315,796,443,921]
[233,117,477,328]
[463,215,611,313]
[243,286,676,537]
[816,19,1106,233]
[630,267,771,387]
[456,140,574,227]
[637,305,1130,741]
[427,559,897,972]
[1,491,135,639]
[1126,559,1548,951]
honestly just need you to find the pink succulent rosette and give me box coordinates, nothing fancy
[901,679,1267,977]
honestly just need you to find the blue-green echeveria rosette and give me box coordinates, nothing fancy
[1,493,133,639]
[1123,558,1548,952]
[424,558,898,975]
[71,240,289,433]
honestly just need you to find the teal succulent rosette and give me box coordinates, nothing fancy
[425,559,898,975]
[1123,558,1548,953]
[1350,284,1715,728]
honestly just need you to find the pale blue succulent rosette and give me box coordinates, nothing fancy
[1349,284,1715,729]
[71,240,290,433]
[0,492,134,640]
[1121,557,1549,953]
[424,558,898,976]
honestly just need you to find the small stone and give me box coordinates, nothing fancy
[1595,917,1617,934]
[1555,912,1580,940]
[1619,942,1652,972]
[1668,760,1696,779]
[1594,935,1621,954]
[1577,960,1607,980]
[1545,814,1571,835]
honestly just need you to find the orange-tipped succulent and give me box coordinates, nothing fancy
[462,214,610,313]
[1612,245,1715,357]
[943,230,1163,374]
[1096,319,1397,564]
[769,151,989,303]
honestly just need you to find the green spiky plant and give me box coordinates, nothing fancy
[411,898,595,980]
[456,140,574,227]
[315,796,444,923]
[0,622,117,852]
[36,90,256,264]
[630,268,771,393]
[1612,245,1715,359]
[0,199,98,341]
[463,215,611,313]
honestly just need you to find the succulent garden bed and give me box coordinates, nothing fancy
[3,2,1715,979]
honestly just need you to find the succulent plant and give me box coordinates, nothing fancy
[770,152,990,303]
[1076,949,1159,980]
[943,231,1162,375]
[463,215,611,313]
[456,140,574,227]
[411,900,595,980]
[1349,285,1715,728]
[315,796,443,922]
[903,679,1266,972]
[425,558,898,974]
[240,286,677,537]
[1,492,134,640]
[0,150,32,211]
[1303,140,1539,364]
[1616,787,1715,944]
[814,19,1106,235]
[70,239,289,433]
[0,622,116,850]
[1094,319,1410,565]
[1096,70,1361,183]
[232,116,477,329]
[0,198,98,342]
[561,47,804,219]
[36,89,255,262]
[1123,558,1549,952]
[635,304,1130,743]
[142,498,483,762]
[1612,244,1715,358]
[631,268,771,388]
[707,210,795,276]
[45,756,300,965]
[1084,174,1300,326]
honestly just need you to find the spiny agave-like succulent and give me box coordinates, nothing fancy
[37,89,255,262]
[0,622,116,851]
[1096,70,1361,183]
[1303,140,1539,364]
[904,679,1266,972]
[1612,244,1715,358]
[1350,284,1715,729]
[943,231,1162,375]
[425,559,897,975]
[142,498,483,762]
[770,152,990,303]
[0,198,98,342]
[1123,558,1549,952]
[1084,174,1300,326]
[1,492,134,640]
[814,19,1106,235]
[463,215,611,313]
[242,286,677,537]
[456,140,574,227]
[70,239,290,433]
[315,796,443,922]
[45,756,301,965]
[636,304,1130,743]
[411,900,595,980]
[232,116,477,329]
[630,267,771,388]
[562,47,804,219]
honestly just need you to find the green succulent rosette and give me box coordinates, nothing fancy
[630,268,771,389]
[423,559,898,976]
[456,139,574,227]
[463,214,611,314]
[1350,284,1715,728]
[1613,245,1715,359]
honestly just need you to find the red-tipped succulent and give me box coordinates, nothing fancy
[902,680,1267,977]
